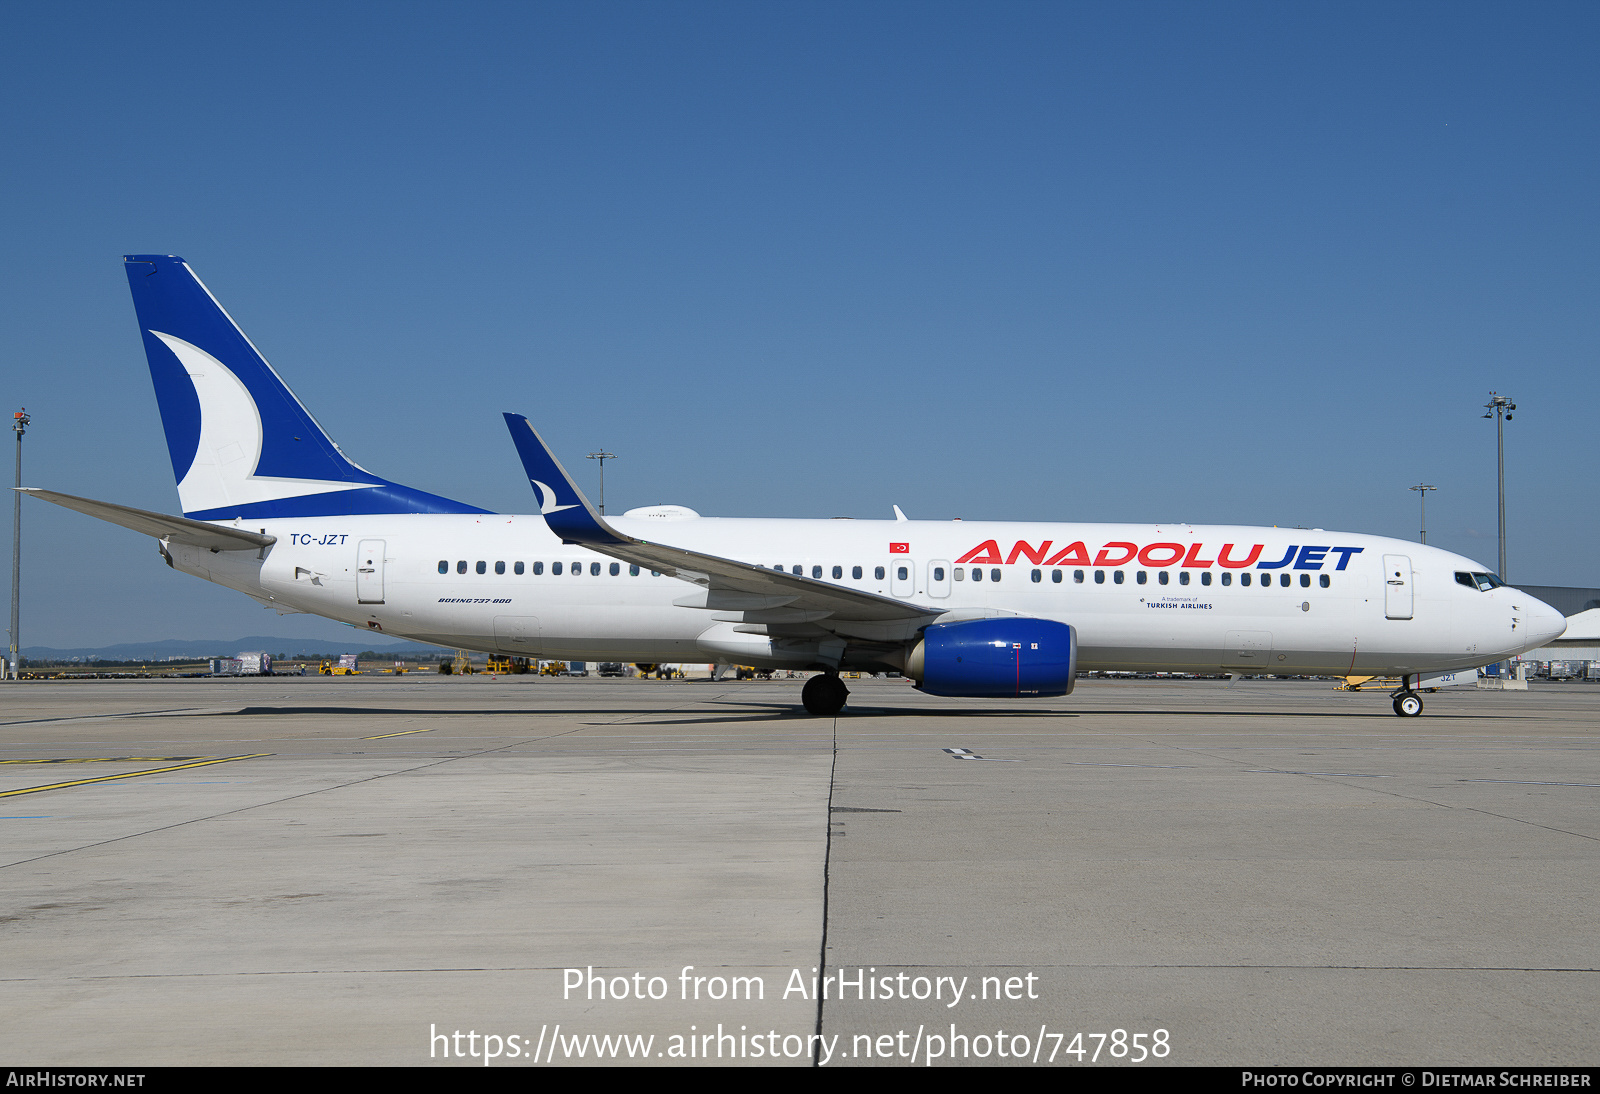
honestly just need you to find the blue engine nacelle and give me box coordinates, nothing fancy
[906,618,1078,698]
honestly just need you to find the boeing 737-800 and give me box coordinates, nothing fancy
[22,255,1567,716]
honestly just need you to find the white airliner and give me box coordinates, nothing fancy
[24,255,1567,716]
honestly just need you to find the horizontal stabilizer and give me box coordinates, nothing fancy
[19,489,276,551]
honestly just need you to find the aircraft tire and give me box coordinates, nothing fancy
[802,673,849,716]
[1393,693,1423,717]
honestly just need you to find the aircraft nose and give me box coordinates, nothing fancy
[1519,594,1567,650]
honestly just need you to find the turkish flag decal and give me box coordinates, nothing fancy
[889,542,910,554]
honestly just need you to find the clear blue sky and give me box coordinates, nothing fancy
[3,1,1596,647]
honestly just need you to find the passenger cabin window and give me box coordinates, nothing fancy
[1179,572,1190,586]
[457,561,467,574]
[1299,574,1310,587]
[989,568,1000,582]
[495,561,505,575]
[514,561,524,575]
[832,565,843,579]
[793,566,803,575]
[552,562,563,575]
[630,565,640,576]
[533,562,544,575]
[1201,572,1211,586]
[590,562,601,576]
[874,566,885,580]
[610,562,620,576]
[972,568,983,582]
[438,560,448,574]
[934,567,946,582]
[1113,570,1124,584]
[1319,574,1330,588]
[476,561,486,575]
[1052,569,1062,583]
[1279,573,1290,587]
[954,567,964,581]
[1221,572,1231,586]
[1074,570,1084,583]
[1031,569,1041,583]
[898,566,909,581]
[1136,571,1148,585]
[852,566,863,579]
[1240,572,1250,586]
[812,566,823,579]
[1094,570,1104,584]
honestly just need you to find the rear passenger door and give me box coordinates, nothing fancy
[356,539,386,604]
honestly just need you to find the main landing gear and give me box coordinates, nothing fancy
[801,672,849,716]
[1391,675,1423,717]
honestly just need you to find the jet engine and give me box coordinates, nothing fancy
[906,618,1077,698]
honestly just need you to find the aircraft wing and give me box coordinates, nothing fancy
[502,414,939,629]
[19,488,277,551]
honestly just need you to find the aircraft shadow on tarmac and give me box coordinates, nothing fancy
[221,702,1492,723]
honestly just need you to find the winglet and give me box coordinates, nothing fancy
[502,413,629,545]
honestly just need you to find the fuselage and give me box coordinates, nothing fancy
[169,512,1567,676]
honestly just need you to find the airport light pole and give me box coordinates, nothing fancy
[586,450,615,515]
[9,408,28,681]
[1409,483,1436,545]
[1482,393,1514,581]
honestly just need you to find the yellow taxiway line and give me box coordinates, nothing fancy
[0,754,272,798]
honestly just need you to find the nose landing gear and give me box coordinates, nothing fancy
[1393,692,1423,717]
[1391,675,1423,717]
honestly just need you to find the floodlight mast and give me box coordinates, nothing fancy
[1482,393,1514,582]
[9,408,28,681]
[1409,483,1436,545]
[586,450,616,515]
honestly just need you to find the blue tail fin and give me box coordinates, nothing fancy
[124,255,486,519]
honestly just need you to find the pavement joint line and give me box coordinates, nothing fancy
[1463,779,1600,787]
[0,754,272,798]
[813,710,840,1068]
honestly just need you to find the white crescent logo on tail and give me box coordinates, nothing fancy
[531,479,576,515]
[151,331,366,514]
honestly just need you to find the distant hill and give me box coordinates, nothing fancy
[22,635,453,662]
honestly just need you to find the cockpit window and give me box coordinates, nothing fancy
[1455,572,1476,589]
[1457,571,1506,591]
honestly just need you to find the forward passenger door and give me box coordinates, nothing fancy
[1383,555,1413,620]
